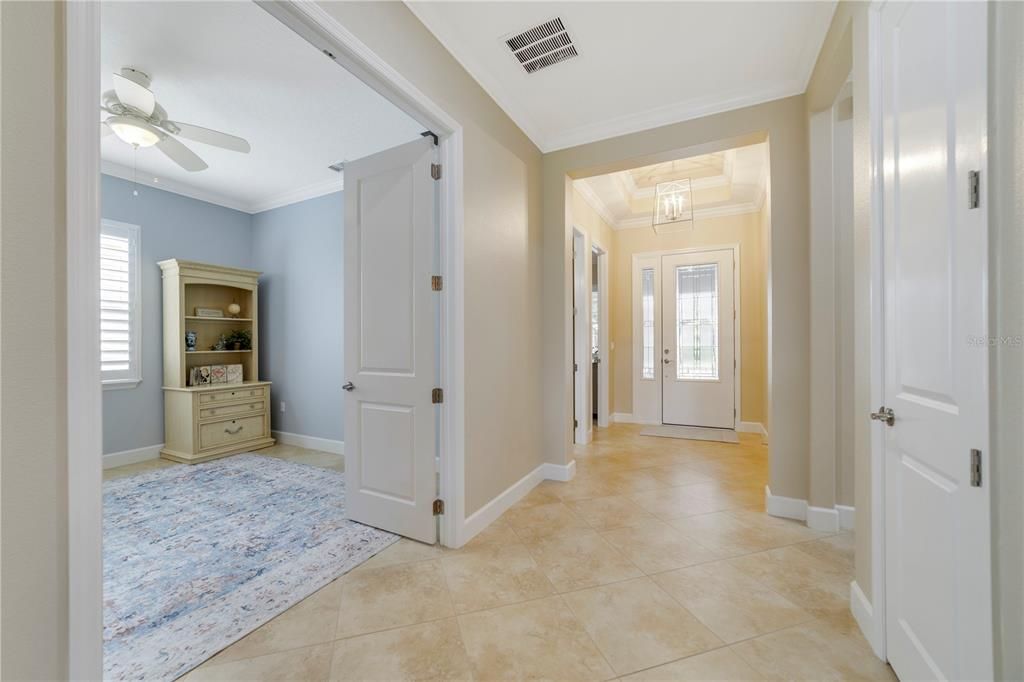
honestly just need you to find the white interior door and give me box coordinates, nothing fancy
[661,249,735,428]
[880,2,992,679]
[344,137,438,544]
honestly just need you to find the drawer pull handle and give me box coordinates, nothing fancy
[224,425,244,435]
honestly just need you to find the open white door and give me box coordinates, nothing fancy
[344,137,438,544]
[661,249,735,428]
[880,2,992,679]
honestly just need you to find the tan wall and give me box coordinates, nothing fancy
[316,3,545,516]
[0,2,70,678]
[606,213,767,425]
[543,96,810,505]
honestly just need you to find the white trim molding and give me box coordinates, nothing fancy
[101,162,344,215]
[271,430,345,455]
[460,459,576,544]
[737,421,768,438]
[851,580,885,659]
[766,486,856,533]
[807,505,840,533]
[103,443,163,470]
[765,486,808,521]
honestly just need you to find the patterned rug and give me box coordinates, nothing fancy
[103,454,398,681]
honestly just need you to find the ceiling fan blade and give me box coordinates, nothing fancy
[113,72,155,117]
[166,121,251,153]
[156,135,208,172]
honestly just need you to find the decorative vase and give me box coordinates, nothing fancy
[185,331,197,352]
[232,342,242,351]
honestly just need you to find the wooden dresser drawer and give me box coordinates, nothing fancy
[199,414,267,451]
[198,386,266,405]
[199,400,264,421]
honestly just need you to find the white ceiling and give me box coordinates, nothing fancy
[101,1,424,213]
[574,142,769,230]
[408,2,835,152]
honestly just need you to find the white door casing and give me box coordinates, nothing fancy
[344,136,438,544]
[661,249,736,428]
[572,229,590,444]
[880,2,992,679]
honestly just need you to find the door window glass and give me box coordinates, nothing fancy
[675,263,719,380]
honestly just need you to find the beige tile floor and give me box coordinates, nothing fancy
[106,426,895,681]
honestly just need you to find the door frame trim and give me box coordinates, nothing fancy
[630,244,741,429]
[859,0,887,661]
[592,238,611,429]
[65,2,468,674]
[571,228,590,444]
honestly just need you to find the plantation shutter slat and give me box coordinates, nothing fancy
[100,223,140,384]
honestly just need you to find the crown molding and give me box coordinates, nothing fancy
[613,201,762,231]
[406,3,826,154]
[100,161,343,214]
[101,161,252,212]
[247,177,344,214]
[574,179,620,229]
[547,81,805,152]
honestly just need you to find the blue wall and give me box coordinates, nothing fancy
[252,192,344,442]
[101,174,344,454]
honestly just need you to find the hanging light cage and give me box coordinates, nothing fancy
[652,178,694,233]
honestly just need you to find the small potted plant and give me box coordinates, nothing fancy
[226,328,252,351]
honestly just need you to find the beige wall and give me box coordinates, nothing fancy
[543,96,810,505]
[0,2,69,678]
[606,213,767,425]
[315,3,545,516]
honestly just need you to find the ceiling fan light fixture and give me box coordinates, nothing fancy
[106,115,161,148]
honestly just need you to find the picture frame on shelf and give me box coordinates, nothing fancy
[225,364,243,385]
[210,365,227,384]
[195,307,224,318]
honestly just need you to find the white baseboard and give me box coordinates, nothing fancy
[103,443,163,469]
[460,458,577,546]
[851,580,885,659]
[807,505,840,532]
[612,412,660,425]
[541,459,576,482]
[765,486,808,521]
[272,430,344,455]
[836,504,855,531]
[766,487,857,533]
[737,421,768,438]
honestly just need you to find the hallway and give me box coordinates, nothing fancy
[182,425,895,680]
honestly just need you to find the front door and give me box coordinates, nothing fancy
[880,2,992,679]
[343,137,438,544]
[661,249,735,428]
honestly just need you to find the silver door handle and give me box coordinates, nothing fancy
[870,406,895,426]
[342,381,355,392]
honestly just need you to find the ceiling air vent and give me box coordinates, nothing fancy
[505,17,578,74]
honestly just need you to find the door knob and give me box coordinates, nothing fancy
[870,406,895,426]
[342,381,355,392]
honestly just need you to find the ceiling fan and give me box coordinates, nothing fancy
[100,67,250,172]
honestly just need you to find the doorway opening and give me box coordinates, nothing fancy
[572,142,770,441]
[66,1,467,677]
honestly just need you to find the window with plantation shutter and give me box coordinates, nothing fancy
[100,220,141,388]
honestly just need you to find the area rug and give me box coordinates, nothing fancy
[103,454,398,681]
[640,424,740,443]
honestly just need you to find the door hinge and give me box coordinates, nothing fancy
[431,275,443,291]
[430,163,442,180]
[968,170,980,209]
[970,448,982,487]
[433,499,445,515]
[574,418,579,428]
[432,388,444,404]
[574,362,579,372]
